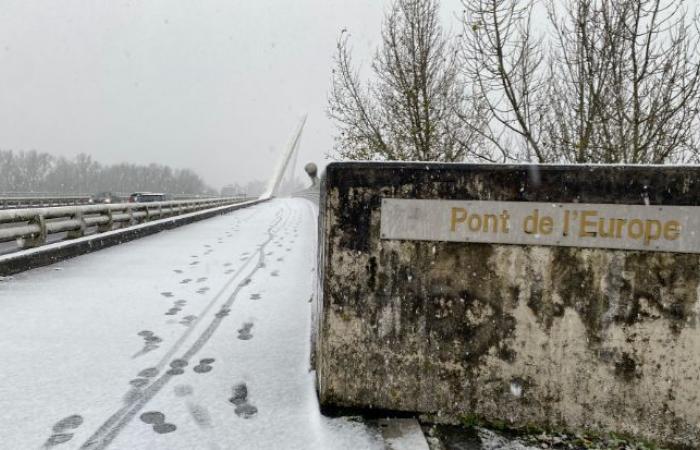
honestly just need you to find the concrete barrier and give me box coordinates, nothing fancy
[315,162,700,448]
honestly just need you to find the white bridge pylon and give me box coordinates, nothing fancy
[260,115,308,200]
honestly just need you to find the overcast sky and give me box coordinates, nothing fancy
[0,0,465,190]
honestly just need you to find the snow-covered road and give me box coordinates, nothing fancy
[0,199,383,450]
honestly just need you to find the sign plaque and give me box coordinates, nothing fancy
[380,198,700,254]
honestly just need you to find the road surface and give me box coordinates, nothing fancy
[0,198,383,450]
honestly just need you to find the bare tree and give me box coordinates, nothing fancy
[11,150,53,192]
[462,0,547,162]
[329,0,492,162]
[461,0,700,164]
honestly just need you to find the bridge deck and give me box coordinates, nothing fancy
[0,199,382,450]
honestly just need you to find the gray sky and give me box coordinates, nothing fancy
[0,0,464,190]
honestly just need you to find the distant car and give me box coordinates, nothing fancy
[127,192,167,203]
[89,192,121,204]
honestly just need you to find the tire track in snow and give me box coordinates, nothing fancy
[80,202,292,450]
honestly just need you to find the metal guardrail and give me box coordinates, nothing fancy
[0,197,252,249]
[0,192,92,197]
[0,193,242,209]
[0,195,92,209]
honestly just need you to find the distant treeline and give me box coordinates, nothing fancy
[221,180,267,197]
[0,150,215,195]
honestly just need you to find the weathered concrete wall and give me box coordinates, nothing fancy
[316,162,700,448]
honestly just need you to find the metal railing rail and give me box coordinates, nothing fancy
[0,194,247,209]
[0,197,251,249]
[0,195,92,208]
[0,192,92,197]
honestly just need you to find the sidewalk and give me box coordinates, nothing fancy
[0,199,384,449]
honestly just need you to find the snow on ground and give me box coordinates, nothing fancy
[0,198,383,450]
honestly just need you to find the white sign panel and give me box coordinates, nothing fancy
[380,198,700,254]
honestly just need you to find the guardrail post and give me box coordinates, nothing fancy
[20,215,47,248]
[67,210,86,239]
[127,205,135,226]
[98,209,113,232]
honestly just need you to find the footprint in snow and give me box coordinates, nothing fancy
[237,322,254,340]
[179,315,197,326]
[139,367,159,378]
[166,359,188,376]
[133,331,163,357]
[193,358,215,374]
[140,411,177,434]
[229,383,257,419]
[174,384,193,397]
[164,307,181,316]
[215,308,230,319]
[188,403,212,428]
[43,414,84,447]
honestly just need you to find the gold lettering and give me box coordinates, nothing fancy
[523,209,539,234]
[643,220,662,245]
[450,207,467,232]
[500,210,510,233]
[540,216,554,235]
[468,214,482,232]
[579,210,598,237]
[628,219,644,239]
[483,214,498,233]
[598,218,614,238]
[664,220,681,240]
[615,218,627,238]
[452,205,682,246]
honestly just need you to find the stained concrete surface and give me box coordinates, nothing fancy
[317,163,700,448]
